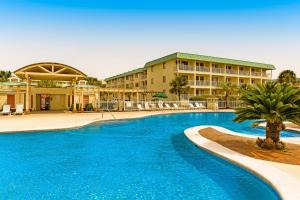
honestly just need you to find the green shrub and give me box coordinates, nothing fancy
[85,103,94,111]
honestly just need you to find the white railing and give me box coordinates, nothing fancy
[211,81,222,87]
[212,68,225,74]
[251,71,261,77]
[196,66,210,72]
[239,71,250,76]
[177,65,194,71]
[195,80,210,86]
[226,69,238,75]
[90,99,247,112]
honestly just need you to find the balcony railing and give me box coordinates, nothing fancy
[211,81,222,87]
[212,68,225,74]
[177,65,194,71]
[239,71,250,76]
[226,69,238,75]
[195,80,210,86]
[139,75,147,80]
[251,71,261,77]
[196,66,210,73]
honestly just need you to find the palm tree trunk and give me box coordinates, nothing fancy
[266,122,282,143]
[178,92,181,102]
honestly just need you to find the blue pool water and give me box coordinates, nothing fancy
[0,112,285,199]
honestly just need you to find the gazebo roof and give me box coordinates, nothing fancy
[14,62,87,81]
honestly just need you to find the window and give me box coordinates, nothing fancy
[240,67,244,71]
[163,76,166,83]
[151,78,154,84]
[126,76,129,80]
[151,66,154,72]
[163,62,166,69]
[240,79,244,83]
[135,83,139,87]
[200,63,204,67]
[135,74,138,78]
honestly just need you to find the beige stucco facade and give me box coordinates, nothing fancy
[105,52,275,100]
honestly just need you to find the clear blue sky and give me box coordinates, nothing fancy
[1,0,300,78]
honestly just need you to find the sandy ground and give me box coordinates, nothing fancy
[200,127,300,180]
[200,127,300,165]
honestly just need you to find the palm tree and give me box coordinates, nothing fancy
[169,76,190,101]
[219,82,238,108]
[277,70,297,85]
[0,71,12,82]
[234,81,300,148]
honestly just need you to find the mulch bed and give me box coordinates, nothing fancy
[200,128,300,165]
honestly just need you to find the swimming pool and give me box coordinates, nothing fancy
[0,112,282,199]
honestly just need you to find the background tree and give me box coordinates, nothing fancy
[169,76,190,101]
[219,82,238,108]
[0,71,12,82]
[87,76,104,87]
[234,81,300,149]
[277,69,297,85]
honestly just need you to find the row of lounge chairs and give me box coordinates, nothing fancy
[1,104,24,115]
[135,102,206,111]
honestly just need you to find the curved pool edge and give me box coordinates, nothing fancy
[184,125,300,200]
[0,110,234,134]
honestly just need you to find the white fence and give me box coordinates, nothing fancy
[94,100,244,112]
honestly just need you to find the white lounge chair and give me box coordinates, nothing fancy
[158,103,164,110]
[15,104,24,115]
[137,104,143,111]
[144,102,150,110]
[164,103,171,109]
[172,103,179,109]
[1,105,11,115]
[189,103,196,109]
[195,102,206,109]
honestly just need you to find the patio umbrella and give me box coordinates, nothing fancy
[152,92,168,99]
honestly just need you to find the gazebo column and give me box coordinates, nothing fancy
[80,89,84,111]
[25,76,31,112]
[73,82,77,112]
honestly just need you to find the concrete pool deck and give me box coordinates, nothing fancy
[0,110,233,133]
[185,126,300,200]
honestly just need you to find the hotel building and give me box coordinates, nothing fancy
[105,52,275,100]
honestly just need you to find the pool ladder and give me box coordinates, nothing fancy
[101,109,116,120]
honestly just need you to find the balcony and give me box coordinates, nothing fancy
[196,66,210,73]
[139,75,147,80]
[212,68,225,74]
[177,65,194,71]
[196,80,210,86]
[211,81,222,87]
[188,80,210,87]
[226,69,238,75]
[239,71,250,76]
[251,71,261,77]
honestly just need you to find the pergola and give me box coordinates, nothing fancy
[14,62,87,112]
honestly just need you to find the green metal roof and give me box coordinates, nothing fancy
[105,67,145,81]
[145,52,275,70]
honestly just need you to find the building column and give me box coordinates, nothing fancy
[80,89,84,111]
[25,76,31,112]
[73,82,77,112]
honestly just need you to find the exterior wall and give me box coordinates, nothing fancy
[0,94,7,110]
[146,60,177,100]
[105,56,273,101]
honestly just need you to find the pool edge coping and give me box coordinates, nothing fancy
[184,125,300,200]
